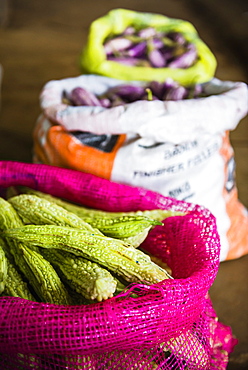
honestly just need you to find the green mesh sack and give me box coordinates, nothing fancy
[80,8,217,85]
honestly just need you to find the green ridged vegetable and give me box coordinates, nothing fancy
[2,258,36,301]
[40,248,117,302]
[0,239,8,294]
[0,197,24,231]
[7,188,168,248]
[0,197,40,278]
[76,208,184,224]
[80,214,162,238]
[0,235,15,264]
[11,186,185,222]
[8,194,102,235]
[0,197,69,303]
[3,224,173,284]
[120,227,152,248]
[19,244,71,305]
[8,191,164,242]
[0,235,35,300]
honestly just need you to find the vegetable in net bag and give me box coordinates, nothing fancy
[33,75,248,262]
[80,8,217,85]
[0,161,237,370]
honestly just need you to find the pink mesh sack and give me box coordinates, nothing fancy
[0,161,237,370]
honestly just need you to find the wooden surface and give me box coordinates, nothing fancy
[0,1,248,369]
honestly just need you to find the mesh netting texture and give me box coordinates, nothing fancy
[0,161,237,370]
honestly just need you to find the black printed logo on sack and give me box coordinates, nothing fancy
[71,131,120,153]
[168,181,195,201]
[225,156,236,193]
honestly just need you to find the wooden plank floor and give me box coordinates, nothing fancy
[0,1,248,369]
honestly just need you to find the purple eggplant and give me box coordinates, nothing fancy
[158,78,186,101]
[125,41,147,58]
[99,98,112,108]
[146,36,170,68]
[161,78,179,96]
[68,78,203,109]
[148,48,166,68]
[103,26,198,70]
[163,85,188,101]
[70,87,102,107]
[159,47,174,64]
[148,81,166,100]
[105,84,146,103]
[168,43,197,68]
[122,26,136,36]
[104,37,133,55]
[163,78,179,89]
[137,27,157,39]
[151,37,164,49]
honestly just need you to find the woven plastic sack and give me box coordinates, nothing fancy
[33,75,248,262]
[80,8,217,85]
[0,161,237,370]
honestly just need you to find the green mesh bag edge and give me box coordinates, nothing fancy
[80,8,217,85]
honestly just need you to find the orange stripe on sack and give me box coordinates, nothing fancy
[44,125,126,180]
[220,131,248,260]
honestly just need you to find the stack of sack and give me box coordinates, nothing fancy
[4,8,243,369]
[33,8,248,262]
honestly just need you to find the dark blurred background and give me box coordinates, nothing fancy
[0,1,248,369]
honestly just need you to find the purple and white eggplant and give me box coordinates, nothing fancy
[103,26,198,69]
[125,41,147,58]
[148,48,166,68]
[137,27,157,39]
[122,26,136,36]
[104,37,133,55]
[164,85,188,100]
[105,84,146,103]
[167,43,198,69]
[148,80,167,100]
[99,98,112,108]
[70,87,102,107]
[66,78,204,109]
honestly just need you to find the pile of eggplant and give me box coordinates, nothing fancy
[103,26,198,69]
[64,78,204,108]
